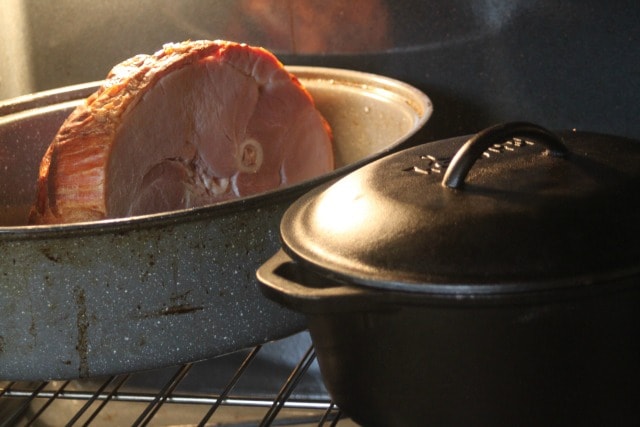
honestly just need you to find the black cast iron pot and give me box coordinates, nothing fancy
[257,122,640,427]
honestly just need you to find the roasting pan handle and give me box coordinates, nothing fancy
[442,122,569,189]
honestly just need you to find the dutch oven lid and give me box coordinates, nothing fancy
[280,122,640,296]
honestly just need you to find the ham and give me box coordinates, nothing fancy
[29,40,334,224]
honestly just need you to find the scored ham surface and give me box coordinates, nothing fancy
[29,40,334,224]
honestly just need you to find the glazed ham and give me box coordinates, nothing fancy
[29,40,334,224]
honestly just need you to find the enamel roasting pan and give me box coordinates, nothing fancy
[0,66,432,380]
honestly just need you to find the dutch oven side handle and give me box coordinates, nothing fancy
[257,250,393,314]
[442,122,569,189]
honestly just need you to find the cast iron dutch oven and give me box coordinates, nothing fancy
[257,122,640,427]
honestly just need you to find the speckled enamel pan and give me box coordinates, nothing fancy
[0,66,432,380]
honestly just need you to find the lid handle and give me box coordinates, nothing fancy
[442,122,569,189]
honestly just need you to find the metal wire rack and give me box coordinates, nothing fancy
[0,334,355,426]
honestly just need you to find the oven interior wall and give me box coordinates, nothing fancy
[0,0,638,142]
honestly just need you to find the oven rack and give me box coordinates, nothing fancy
[0,338,355,426]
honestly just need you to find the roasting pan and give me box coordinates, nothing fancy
[0,66,432,380]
